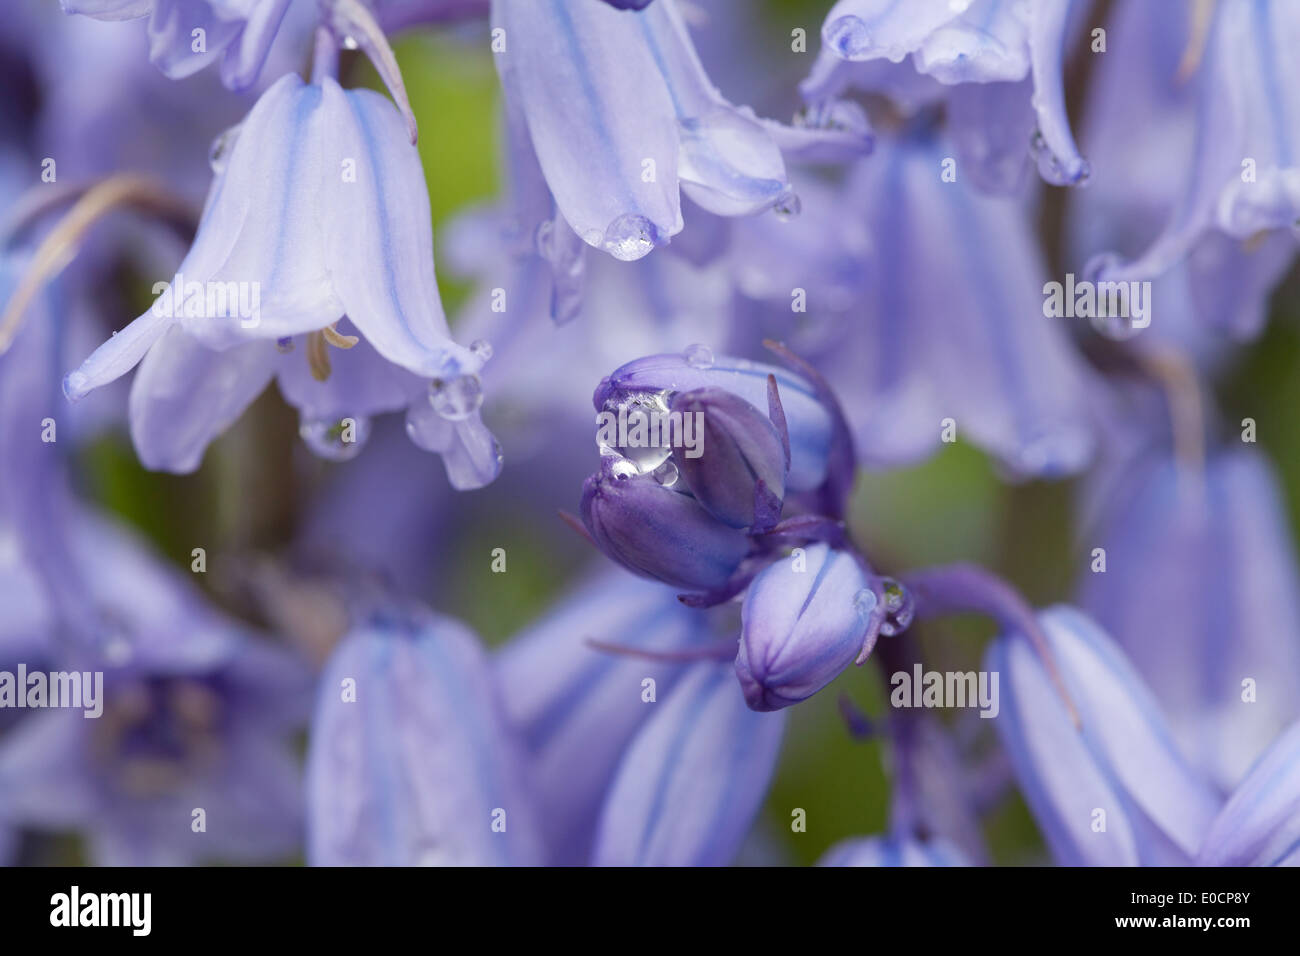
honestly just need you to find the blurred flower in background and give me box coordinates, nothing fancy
[0,0,1298,869]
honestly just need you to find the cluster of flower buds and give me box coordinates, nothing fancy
[579,344,909,710]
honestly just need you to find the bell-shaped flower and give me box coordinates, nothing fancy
[1197,721,1300,867]
[62,73,500,488]
[1066,0,1294,352]
[1086,0,1300,310]
[61,0,294,90]
[803,0,1090,190]
[0,510,311,866]
[766,127,1094,477]
[1078,445,1300,790]
[735,543,879,711]
[495,570,712,863]
[307,607,543,866]
[591,660,786,866]
[986,605,1220,865]
[490,0,869,265]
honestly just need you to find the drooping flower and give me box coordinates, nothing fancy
[1078,443,1300,790]
[490,0,869,274]
[591,660,785,866]
[986,605,1220,865]
[1085,0,1300,325]
[62,73,501,488]
[306,606,543,866]
[60,0,295,90]
[495,569,712,864]
[802,0,1091,191]
[1197,721,1300,867]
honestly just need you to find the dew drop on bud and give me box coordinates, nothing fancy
[428,374,483,421]
[682,343,714,370]
[610,458,639,480]
[652,458,679,488]
[877,577,915,636]
[852,587,878,621]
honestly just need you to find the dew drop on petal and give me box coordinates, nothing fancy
[826,15,871,58]
[652,458,679,487]
[341,34,359,51]
[683,343,714,369]
[208,123,242,174]
[610,458,639,480]
[428,374,483,421]
[773,190,802,221]
[299,417,370,462]
[603,214,659,261]
[469,339,494,362]
[852,587,878,621]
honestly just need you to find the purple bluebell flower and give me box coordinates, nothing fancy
[751,129,1095,477]
[803,0,1090,190]
[818,835,969,867]
[306,607,543,866]
[986,605,1220,865]
[735,543,879,711]
[1197,721,1300,867]
[61,0,293,90]
[62,73,500,487]
[591,660,785,866]
[1078,444,1300,790]
[1086,0,1300,316]
[495,570,712,864]
[0,512,310,866]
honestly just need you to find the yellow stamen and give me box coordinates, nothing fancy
[306,330,332,382]
[322,323,359,349]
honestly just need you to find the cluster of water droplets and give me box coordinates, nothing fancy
[876,577,916,636]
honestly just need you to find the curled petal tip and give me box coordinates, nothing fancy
[322,0,419,144]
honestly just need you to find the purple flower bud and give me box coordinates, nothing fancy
[580,457,751,592]
[1197,721,1300,867]
[594,350,833,493]
[591,661,786,866]
[735,543,877,711]
[669,386,785,530]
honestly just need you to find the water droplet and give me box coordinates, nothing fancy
[208,123,242,174]
[469,339,494,362]
[683,343,714,369]
[652,458,679,487]
[603,214,659,262]
[428,374,483,421]
[773,190,802,221]
[610,458,639,480]
[826,15,870,57]
[299,417,370,461]
[877,578,915,636]
[341,34,359,51]
[275,337,295,354]
[852,587,878,620]
[1029,129,1090,187]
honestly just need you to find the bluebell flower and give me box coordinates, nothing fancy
[0,511,311,866]
[495,569,713,864]
[818,835,969,867]
[986,605,1220,865]
[62,73,501,487]
[491,0,868,267]
[1197,721,1300,867]
[307,607,543,866]
[591,660,786,866]
[803,0,1090,190]
[741,128,1095,477]
[736,543,879,711]
[1078,444,1300,790]
[61,0,293,90]
[1086,0,1300,313]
